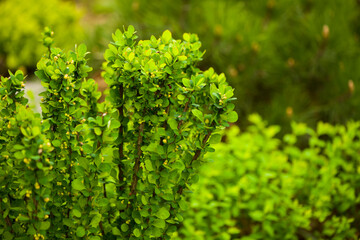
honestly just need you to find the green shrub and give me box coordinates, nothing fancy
[0,26,237,239]
[176,114,360,240]
[0,0,84,73]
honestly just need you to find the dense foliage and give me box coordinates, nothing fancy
[89,0,360,128]
[101,26,237,239]
[176,115,360,239]
[0,27,237,239]
[0,0,84,74]
[2,1,360,239]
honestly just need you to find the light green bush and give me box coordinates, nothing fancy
[176,114,360,239]
[0,26,237,239]
[0,0,84,73]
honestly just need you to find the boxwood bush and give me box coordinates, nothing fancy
[176,114,360,240]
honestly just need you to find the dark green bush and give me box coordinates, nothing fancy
[92,0,360,127]
[0,0,84,74]
[176,114,360,239]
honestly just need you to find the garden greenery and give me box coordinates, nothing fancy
[0,26,237,239]
[176,114,360,240]
[0,0,84,73]
[98,0,360,128]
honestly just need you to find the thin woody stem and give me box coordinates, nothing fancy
[1,196,13,232]
[178,126,214,195]
[130,122,145,196]
[190,130,212,165]
[177,101,190,131]
[118,84,124,189]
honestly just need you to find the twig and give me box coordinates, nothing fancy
[189,131,212,165]
[130,122,145,195]
[178,128,213,195]
[177,101,190,130]
[1,196,13,231]
[118,84,124,189]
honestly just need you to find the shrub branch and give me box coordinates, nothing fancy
[130,122,145,196]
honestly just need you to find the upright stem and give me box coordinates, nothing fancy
[33,190,39,220]
[68,145,72,195]
[178,129,213,195]
[118,85,124,158]
[99,221,105,236]
[130,122,145,196]
[190,130,212,165]
[1,196,13,232]
[118,85,124,188]
[67,130,73,219]
[177,101,190,131]
[5,215,13,231]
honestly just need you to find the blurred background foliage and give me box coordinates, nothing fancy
[0,0,360,129]
[0,0,85,74]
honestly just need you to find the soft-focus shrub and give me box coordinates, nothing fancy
[92,0,360,127]
[0,0,84,73]
[176,114,360,239]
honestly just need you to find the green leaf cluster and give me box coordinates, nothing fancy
[176,114,360,239]
[0,79,53,239]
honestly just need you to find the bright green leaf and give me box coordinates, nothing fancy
[228,111,238,123]
[121,224,129,232]
[168,118,178,130]
[76,226,86,237]
[52,140,61,147]
[209,134,222,144]
[94,127,102,136]
[78,44,87,57]
[192,109,203,122]
[183,33,190,42]
[133,228,141,237]
[72,179,85,191]
[162,30,172,43]
[156,207,170,219]
[177,94,185,101]
[40,221,50,230]
[153,219,166,229]
[145,160,154,171]
[73,209,82,218]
